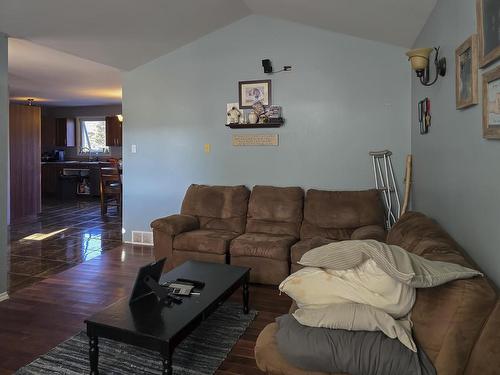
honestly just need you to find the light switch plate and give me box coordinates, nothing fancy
[131,144,137,153]
[204,143,211,153]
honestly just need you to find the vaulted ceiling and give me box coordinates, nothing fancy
[0,0,437,105]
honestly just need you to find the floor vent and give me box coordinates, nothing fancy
[130,231,154,245]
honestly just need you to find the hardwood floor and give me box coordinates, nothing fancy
[8,198,122,293]
[0,243,291,374]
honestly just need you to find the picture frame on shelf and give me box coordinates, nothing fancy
[482,66,500,139]
[476,0,500,67]
[455,35,479,110]
[238,80,272,109]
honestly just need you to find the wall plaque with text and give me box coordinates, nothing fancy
[232,134,279,146]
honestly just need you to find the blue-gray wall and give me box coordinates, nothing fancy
[412,0,500,286]
[0,34,8,295]
[122,15,411,241]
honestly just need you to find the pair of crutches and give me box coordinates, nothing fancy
[369,150,412,229]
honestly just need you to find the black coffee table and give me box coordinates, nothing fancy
[84,261,250,375]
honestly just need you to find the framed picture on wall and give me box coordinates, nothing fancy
[455,35,479,109]
[238,80,271,109]
[482,66,500,139]
[476,0,500,67]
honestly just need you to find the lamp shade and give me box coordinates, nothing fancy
[406,48,433,71]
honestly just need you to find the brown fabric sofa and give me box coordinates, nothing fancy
[290,189,386,273]
[255,212,500,375]
[152,185,386,283]
[229,186,304,285]
[151,184,250,270]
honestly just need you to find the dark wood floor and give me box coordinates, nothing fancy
[0,242,291,374]
[8,198,122,293]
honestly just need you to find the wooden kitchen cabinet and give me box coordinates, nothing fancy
[41,116,56,147]
[105,116,122,147]
[55,118,76,147]
[41,164,63,196]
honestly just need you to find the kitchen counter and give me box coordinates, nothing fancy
[41,161,114,197]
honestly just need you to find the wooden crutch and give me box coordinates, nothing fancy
[401,154,413,216]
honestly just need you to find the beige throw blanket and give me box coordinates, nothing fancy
[298,239,482,288]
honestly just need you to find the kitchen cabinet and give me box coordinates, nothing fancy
[105,116,122,147]
[41,164,63,196]
[55,118,76,147]
[41,116,56,147]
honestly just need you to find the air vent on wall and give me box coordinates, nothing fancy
[131,231,154,245]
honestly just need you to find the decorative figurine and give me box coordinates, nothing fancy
[248,110,258,124]
[227,106,241,124]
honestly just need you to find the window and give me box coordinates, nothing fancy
[79,118,108,153]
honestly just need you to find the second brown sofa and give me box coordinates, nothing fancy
[151,184,386,284]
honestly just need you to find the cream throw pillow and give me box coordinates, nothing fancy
[293,304,416,352]
[279,260,416,318]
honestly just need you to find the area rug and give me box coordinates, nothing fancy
[16,303,257,375]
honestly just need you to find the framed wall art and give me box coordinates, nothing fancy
[238,80,271,108]
[482,66,500,139]
[476,0,500,67]
[455,35,479,109]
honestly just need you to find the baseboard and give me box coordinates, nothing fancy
[123,240,154,247]
[0,292,9,302]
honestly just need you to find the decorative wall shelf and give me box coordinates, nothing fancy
[225,118,284,129]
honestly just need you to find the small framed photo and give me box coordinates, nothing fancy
[476,0,500,67]
[482,66,500,139]
[238,80,272,109]
[455,35,478,109]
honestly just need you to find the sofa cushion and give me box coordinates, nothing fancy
[173,229,238,255]
[246,186,304,237]
[180,184,250,233]
[290,238,337,265]
[301,189,385,239]
[230,232,297,261]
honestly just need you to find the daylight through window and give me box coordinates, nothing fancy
[80,119,108,153]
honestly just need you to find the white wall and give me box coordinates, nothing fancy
[122,15,411,241]
[411,0,500,286]
[0,34,8,294]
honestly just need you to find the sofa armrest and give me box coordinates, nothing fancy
[350,225,387,242]
[151,214,199,235]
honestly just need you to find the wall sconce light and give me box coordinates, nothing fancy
[406,47,446,86]
[116,114,123,122]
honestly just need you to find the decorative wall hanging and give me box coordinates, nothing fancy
[482,66,500,139]
[232,134,279,146]
[238,80,271,108]
[455,35,479,109]
[418,97,431,135]
[476,0,500,67]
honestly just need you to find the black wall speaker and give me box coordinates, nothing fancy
[262,59,273,73]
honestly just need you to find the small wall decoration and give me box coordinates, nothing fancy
[455,35,479,109]
[226,103,244,124]
[232,134,278,146]
[476,0,500,67]
[238,80,271,108]
[482,66,500,139]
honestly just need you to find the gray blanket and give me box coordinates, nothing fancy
[298,239,482,288]
[276,314,436,375]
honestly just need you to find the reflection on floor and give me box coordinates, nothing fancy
[8,199,122,293]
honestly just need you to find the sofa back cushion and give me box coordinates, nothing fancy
[300,189,385,240]
[388,212,497,375]
[181,184,250,233]
[246,186,304,237]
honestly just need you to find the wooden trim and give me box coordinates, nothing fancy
[238,79,272,109]
[477,0,500,68]
[482,66,500,139]
[455,35,479,109]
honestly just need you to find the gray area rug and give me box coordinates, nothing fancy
[16,303,257,375]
